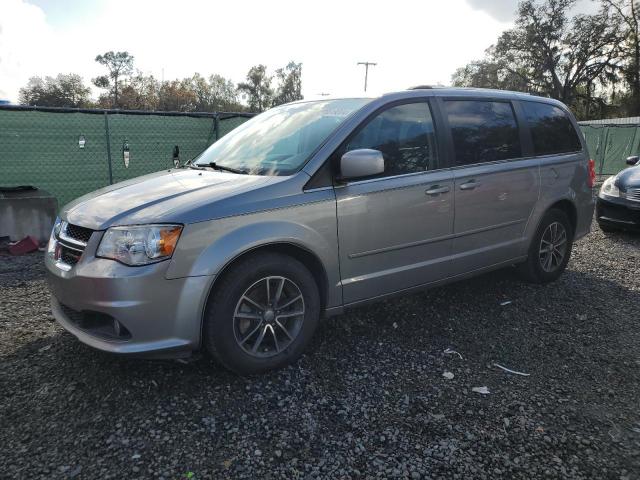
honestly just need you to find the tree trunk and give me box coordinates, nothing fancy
[634,28,640,115]
[114,74,119,108]
[631,0,640,115]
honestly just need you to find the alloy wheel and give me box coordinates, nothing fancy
[233,276,305,358]
[538,221,568,273]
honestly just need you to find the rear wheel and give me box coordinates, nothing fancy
[517,209,573,284]
[203,252,320,375]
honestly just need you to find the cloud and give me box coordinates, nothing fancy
[465,0,520,21]
[465,0,600,23]
[1,0,513,102]
[0,0,57,101]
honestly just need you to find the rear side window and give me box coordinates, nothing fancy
[345,102,437,176]
[522,102,581,155]
[444,100,521,166]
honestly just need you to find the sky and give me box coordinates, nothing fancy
[0,0,589,104]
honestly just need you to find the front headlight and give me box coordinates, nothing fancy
[97,224,183,266]
[600,176,620,198]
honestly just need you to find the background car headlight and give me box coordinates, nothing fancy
[97,224,182,266]
[600,176,620,198]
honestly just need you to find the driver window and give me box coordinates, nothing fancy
[345,102,437,176]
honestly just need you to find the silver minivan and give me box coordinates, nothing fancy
[46,88,596,374]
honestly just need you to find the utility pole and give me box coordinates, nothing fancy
[357,62,377,92]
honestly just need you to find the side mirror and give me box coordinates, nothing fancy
[340,149,384,180]
[626,156,639,166]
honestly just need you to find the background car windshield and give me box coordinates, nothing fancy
[194,99,370,175]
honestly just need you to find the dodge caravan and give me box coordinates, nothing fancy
[46,88,595,374]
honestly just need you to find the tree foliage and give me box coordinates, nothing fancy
[93,51,135,107]
[601,0,640,115]
[273,62,303,106]
[190,73,242,111]
[237,65,274,112]
[18,74,91,107]
[18,54,302,113]
[96,72,245,112]
[116,73,161,110]
[452,0,629,119]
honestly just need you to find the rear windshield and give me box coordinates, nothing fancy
[522,102,582,156]
[194,99,371,175]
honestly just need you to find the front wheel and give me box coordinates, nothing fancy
[203,252,320,375]
[517,209,574,284]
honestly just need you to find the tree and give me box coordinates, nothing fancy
[189,73,243,111]
[601,0,640,115]
[117,72,160,111]
[272,61,303,106]
[93,51,135,108]
[92,71,244,112]
[452,0,624,118]
[18,74,91,107]
[451,55,530,92]
[237,65,273,112]
[208,74,244,111]
[158,79,198,112]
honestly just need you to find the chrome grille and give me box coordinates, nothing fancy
[626,188,640,202]
[61,223,94,244]
[60,245,83,266]
[54,222,93,269]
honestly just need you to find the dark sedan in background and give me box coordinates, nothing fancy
[597,156,640,232]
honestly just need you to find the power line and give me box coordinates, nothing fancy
[357,62,377,92]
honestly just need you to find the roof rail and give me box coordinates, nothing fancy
[407,85,435,90]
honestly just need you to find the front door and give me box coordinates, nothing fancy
[334,101,455,304]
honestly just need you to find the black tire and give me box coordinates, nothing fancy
[517,209,574,284]
[203,252,320,375]
[598,223,619,234]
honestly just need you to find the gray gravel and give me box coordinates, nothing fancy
[1,226,639,479]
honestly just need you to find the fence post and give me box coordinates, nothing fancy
[214,113,220,141]
[104,112,114,185]
[600,127,610,175]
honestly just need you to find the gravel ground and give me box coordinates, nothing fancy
[1,226,639,480]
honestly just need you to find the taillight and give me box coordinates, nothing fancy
[588,159,596,188]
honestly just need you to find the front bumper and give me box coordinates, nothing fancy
[45,232,213,357]
[596,195,640,230]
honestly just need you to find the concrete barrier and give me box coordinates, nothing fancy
[0,187,58,244]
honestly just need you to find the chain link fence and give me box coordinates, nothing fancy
[579,117,640,176]
[0,105,254,207]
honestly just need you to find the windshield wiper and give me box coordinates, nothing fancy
[206,162,247,174]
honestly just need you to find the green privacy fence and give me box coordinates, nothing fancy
[579,117,640,176]
[0,105,254,207]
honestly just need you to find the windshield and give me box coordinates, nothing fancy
[194,98,371,175]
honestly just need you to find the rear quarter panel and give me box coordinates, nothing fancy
[527,150,594,242]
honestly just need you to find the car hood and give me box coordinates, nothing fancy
[61,168,284,230]
[616,165,640,189]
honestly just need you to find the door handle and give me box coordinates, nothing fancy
[459,180,480,190]
[425,185,450,196]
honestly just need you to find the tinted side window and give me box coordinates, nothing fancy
[345,102,437,176]
[444,100,521,165]
[522,102,581,155]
